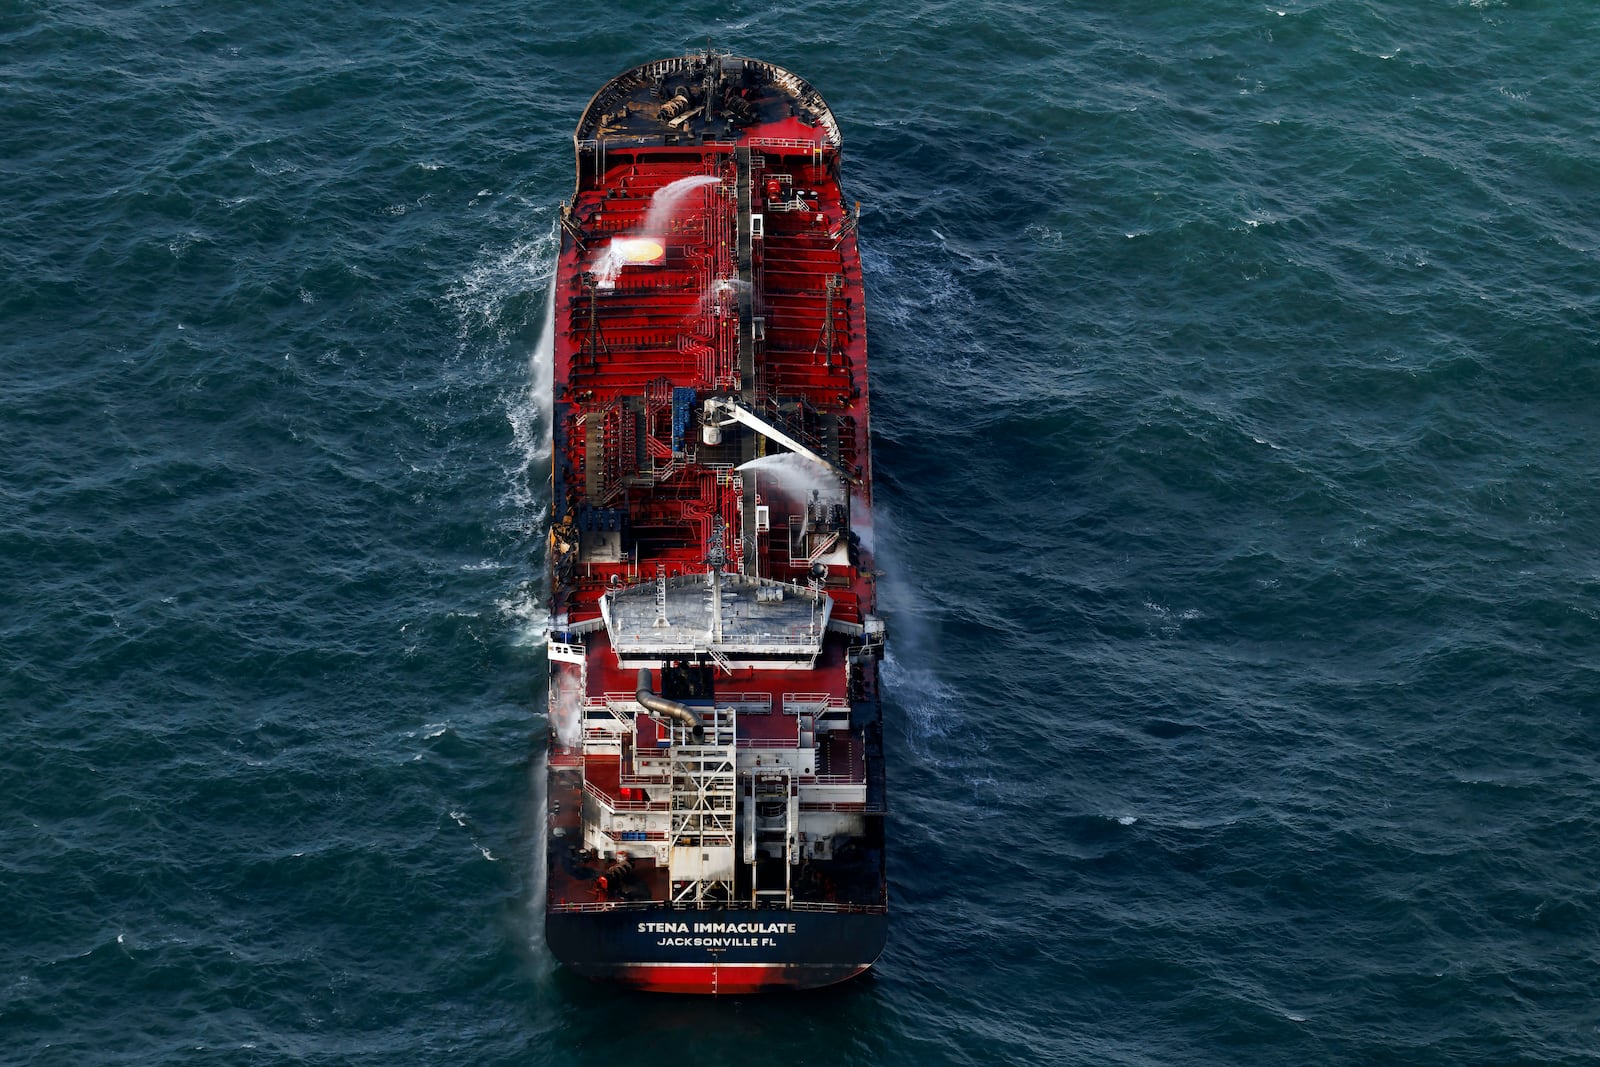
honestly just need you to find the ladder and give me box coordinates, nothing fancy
[667,707,737,906]
[746,770,797,907]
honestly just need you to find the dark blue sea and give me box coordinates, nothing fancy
[5,1,1598,1063]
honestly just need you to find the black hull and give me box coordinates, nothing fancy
[545,907,887,993]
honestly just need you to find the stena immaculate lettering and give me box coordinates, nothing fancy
[636,921,798,936]
[640,920,801,948]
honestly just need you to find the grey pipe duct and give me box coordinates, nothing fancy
[636,669,703,737]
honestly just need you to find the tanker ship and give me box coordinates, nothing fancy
[544,52,887,993]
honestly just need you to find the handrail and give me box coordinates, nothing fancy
[600,827,668,841]
[785,901,887,914]
[583,780,668,812]
[619,772,671,787]
[549,900,657,913]
[749,137,828,151]
[548,899,887,914]
[718,692,774,710]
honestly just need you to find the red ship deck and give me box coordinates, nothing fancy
[544,51,886,993]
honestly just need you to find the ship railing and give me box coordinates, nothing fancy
[584,780,668,812]
[549,900,660,913]
[640,57,685,78]
[598,692,645,718]
[799,801,882,813]
[748,136,830,152]
[548,899,886,914]
[549,640,586,664]
[581,728,625,755]
[727,630,826,648]
[600,827,669,842]
[782,692,847,715]
[619,771,671,787]
[611,629,824,651]
[598,692,773,717]
[738,737,799,750]
[585,696,632,723]
[718,692,773,715]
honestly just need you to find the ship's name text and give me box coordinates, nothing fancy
[640,920,798,947]
[637,921,797,935]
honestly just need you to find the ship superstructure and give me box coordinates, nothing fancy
[544,52,886,993]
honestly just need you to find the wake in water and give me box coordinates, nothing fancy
[450,217,565,979]
[453,218,559,646]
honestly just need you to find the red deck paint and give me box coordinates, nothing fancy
[544,52,887,993]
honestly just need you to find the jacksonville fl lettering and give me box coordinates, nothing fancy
[637,920,798,948]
